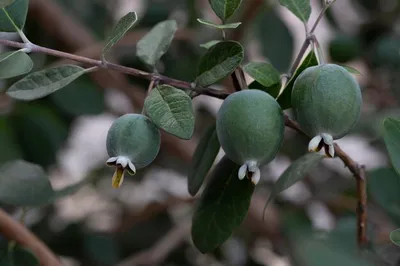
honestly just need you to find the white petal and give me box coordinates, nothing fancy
[328,144,335,158]
[321,133,333,145]
[116,157,128,168]
[238,164,247,180]
[251,167,261,185]
[246,160,258,172]
[308,135,322,152]
[127,161,136,175]
[106,157,118,165]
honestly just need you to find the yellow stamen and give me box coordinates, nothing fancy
[112,166,125,188]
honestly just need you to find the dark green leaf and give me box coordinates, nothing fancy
[200,40,221,49]
[341,65,362,75]
[188,124,220,196]
[390,229,400,247]
[278,0,311,22]
[208,0,242,21]
[102,12,138,58]
[6,65,88,101]
[0,118,21,164]
[243,62,280,87]
[196,41,244,87]
[0,50,33,79]
[0,0,28,32]
[266,152,324,205]
[0,0,14,9]
[277,50,318,109]
[383,118,400,176]
[136,20,177,68]
[83,234,120,265]
[191,156,254,253]
[0,160,54,206]
[144,85,195,140]
[248,80,281,98]
[0,243,39,266]
[197,18,241,29]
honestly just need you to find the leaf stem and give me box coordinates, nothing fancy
[142,79,156,115]
[2,8,31,44]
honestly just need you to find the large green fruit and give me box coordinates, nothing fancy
[291,64,362,157]
[216,89,284,185]
[106,113,161,188]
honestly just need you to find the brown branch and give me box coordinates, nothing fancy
[0,209,61,266]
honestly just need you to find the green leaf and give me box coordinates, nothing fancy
[0,160,54,207]
[188,124,220,196]
[200,40,221,49]
[0,0,14,9]
[197,18,241,29]
[266,153,324,205]
[191,156,254,253]
[277,50,318,109]
[0,243,39,266]
[278,0,311,23]
[0,0,28,32]
[6,65,88,101]
[243,62,280,87]
[136,20,177,68]
[390,229,400,247]
[0,50,33,79]
[340,65,362,75]
[144,85,195,140]
[0,118,21,164]
[102,12,137,58]
[383,118,400,176]
[196,40,244,87]
[248,80,281,98]
[209,0,242,21]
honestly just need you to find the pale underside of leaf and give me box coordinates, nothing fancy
[197,18,241,29]
[0,50,33,79]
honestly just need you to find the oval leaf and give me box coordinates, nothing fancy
[197,18,241,29]
[390,229,400,247]
[196,41,244,87]
[243,62,280,87]
[277,50,318,109]
[278,0,311,23]
[0,0,14,9]
[191,156,255,253]
[102,12,138,58]
[0,0,28,32]
[144,85,195,139]
[209,0,242,21]
[0,50,33,79]
[0,160,54,206]
[200,40,221,49]
[6,65,87,101]
[188,124,221,196]
[383,118,400,176]
[249,80,281,98]
[136,20,177,68]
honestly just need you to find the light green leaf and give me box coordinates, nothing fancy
[209,0,242,21]
[196,40,244,87]
[136,20,177,68]
[383,118,400,176]
[197,18,241,29]
[0,0,14,9]
[0,50,33,79]
[278,0,311,23]
[390,229,400,247]
[277,50,318,109]
[188,124,220,196]
[266,152,325,205]
[0,0,28,32]
[191,156,254,253]
[340,65,362,75]
[0,160,54,206]
[243,62,280,87]
[102,12,137,58]
[6,65,88,101]
[144,85,195,140]
[200,40,221,49]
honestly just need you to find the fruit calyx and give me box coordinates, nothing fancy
[308,133,335,157]
[238,160,261,185]
[106,156,137,188]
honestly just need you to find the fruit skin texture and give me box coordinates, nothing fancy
[291,64,362,156]
[216,89,284,184]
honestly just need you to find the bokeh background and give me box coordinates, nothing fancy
[1,0,400,265]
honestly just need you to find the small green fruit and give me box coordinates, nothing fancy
[106,113,161,188]
[291,64,362,157]
[216,89,284,185]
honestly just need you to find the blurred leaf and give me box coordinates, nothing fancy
[0,117,21,164]
[383,118,400,176]
[328,34,361,63]
[83,234,120,265]
[6,65,88,101]
[341,65,362,75]
[0,50,33,79]
[208,0,242,21]
[248,80,281,98]
[243,62,280,87]
[191,156,254,253]
[278,0,311,22]
[390,229,400,247]
[188,124,220,196]
[0,0,14,9]
[50,75,104,116]
[0,0,28,32]
[200,40,221,49]
[0,243,39,266]
[277,50,318,109]
[196,41,244,87]
[144,85,195,139]
[266,153,325,205]
[0,160,54,206]
[136,20,177,68]
[102,12,138,58]
[197,18,241,29]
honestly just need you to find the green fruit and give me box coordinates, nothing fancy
[216,89,284,185]
[328,34,361,63]
[106,113,161,188]
[291,64,362,157]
